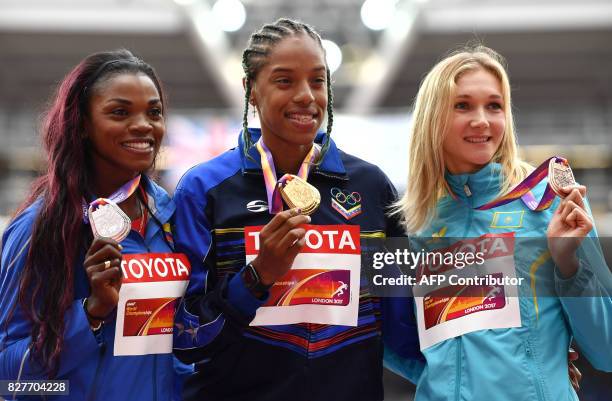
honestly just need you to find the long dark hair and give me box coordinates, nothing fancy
[12,49,165,376]
[241,18,334,162]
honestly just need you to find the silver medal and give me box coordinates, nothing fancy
[88,199,131,242]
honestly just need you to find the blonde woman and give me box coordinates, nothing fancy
[384,46,612,400]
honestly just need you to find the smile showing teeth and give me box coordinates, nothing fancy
[288,114,315,124]
[465,137,490,144]
[122,141,153,150]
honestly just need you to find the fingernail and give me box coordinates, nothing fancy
[306,215,311,223]
[118,244,123,250]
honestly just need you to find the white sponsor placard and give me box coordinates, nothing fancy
[414,233,522,350]
[245,225,361,327]
[113,253,191,356]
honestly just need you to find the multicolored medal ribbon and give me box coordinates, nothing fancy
[256,139,321,215]
[83,175,141,242]
[470,156,576,211]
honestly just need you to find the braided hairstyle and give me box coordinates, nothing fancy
[241,18,334,163]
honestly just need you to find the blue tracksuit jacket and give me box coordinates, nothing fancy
[0,176,191,401]
[384,162,612,401]
[172,129,421,401]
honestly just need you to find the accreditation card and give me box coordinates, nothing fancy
[414,233,522,350]
[114,253,191,356]
[245,224,361,326]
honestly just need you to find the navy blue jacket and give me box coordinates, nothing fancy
[172,129,418,401]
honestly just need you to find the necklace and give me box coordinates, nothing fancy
[137,200,146,236]
[131,199,146,237]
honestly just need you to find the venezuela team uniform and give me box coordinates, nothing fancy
[172,129,419,401]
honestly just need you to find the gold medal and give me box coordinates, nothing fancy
[548,158,576,198]
[279,175,321,215]
[88,199,131,242]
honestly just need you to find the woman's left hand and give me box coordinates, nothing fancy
[547,185,593,278]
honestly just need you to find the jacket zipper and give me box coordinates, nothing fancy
[453,183,471,401]
[462,184,474,238]
[86,342,107,401]
[525,341,546,401]
[153,355,158,401]
[454,339,462,401]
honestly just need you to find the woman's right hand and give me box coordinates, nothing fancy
[83,238,124,322]
[250,208,311,285]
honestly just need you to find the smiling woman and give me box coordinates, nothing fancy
[385,45,612,401]
[171,18,418,401]
[248,34,328,173]
[443,68,505,174]
[0,49,191,400]
[87,73,165,191]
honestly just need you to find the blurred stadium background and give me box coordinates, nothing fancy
[0,0,610,400]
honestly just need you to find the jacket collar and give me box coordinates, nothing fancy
[444,162,503,206]
[238,128,347,179]
[140,174,174,226]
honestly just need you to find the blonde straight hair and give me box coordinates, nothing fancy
[395,45,532,234]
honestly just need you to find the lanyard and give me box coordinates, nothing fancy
[255,139,319,214]
[449,157,568,211]
[82,175,141,223]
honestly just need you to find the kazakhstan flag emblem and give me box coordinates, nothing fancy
[490,211,524,228]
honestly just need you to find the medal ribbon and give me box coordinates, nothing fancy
[82,175,142,223]
[450,156,568,211]
[256,139,320,214]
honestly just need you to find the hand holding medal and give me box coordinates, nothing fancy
[466,155,592,276]
[245,139,319,293]
[547,184,592,278]
[83,237,124,325]
[248,208,311,289]
[82,175,141,324]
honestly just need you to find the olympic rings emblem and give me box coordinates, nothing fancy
[330,187,362,206]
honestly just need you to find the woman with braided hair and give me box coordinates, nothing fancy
[172,18,417,401]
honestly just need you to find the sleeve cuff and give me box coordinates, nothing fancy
[226,268,268,318]
[57,299,103,374]
[554,259,593,296]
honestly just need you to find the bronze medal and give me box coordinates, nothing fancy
[88,199,131,242]
[279,175,321,215]
[548,158,576,198]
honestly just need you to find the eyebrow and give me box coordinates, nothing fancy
[105,98,161,105]
[455,94,502,99]
[271,66,327,73]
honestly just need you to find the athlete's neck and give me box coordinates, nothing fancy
[261,136,313,175]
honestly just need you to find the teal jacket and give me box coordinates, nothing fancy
[385,162,612,401]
